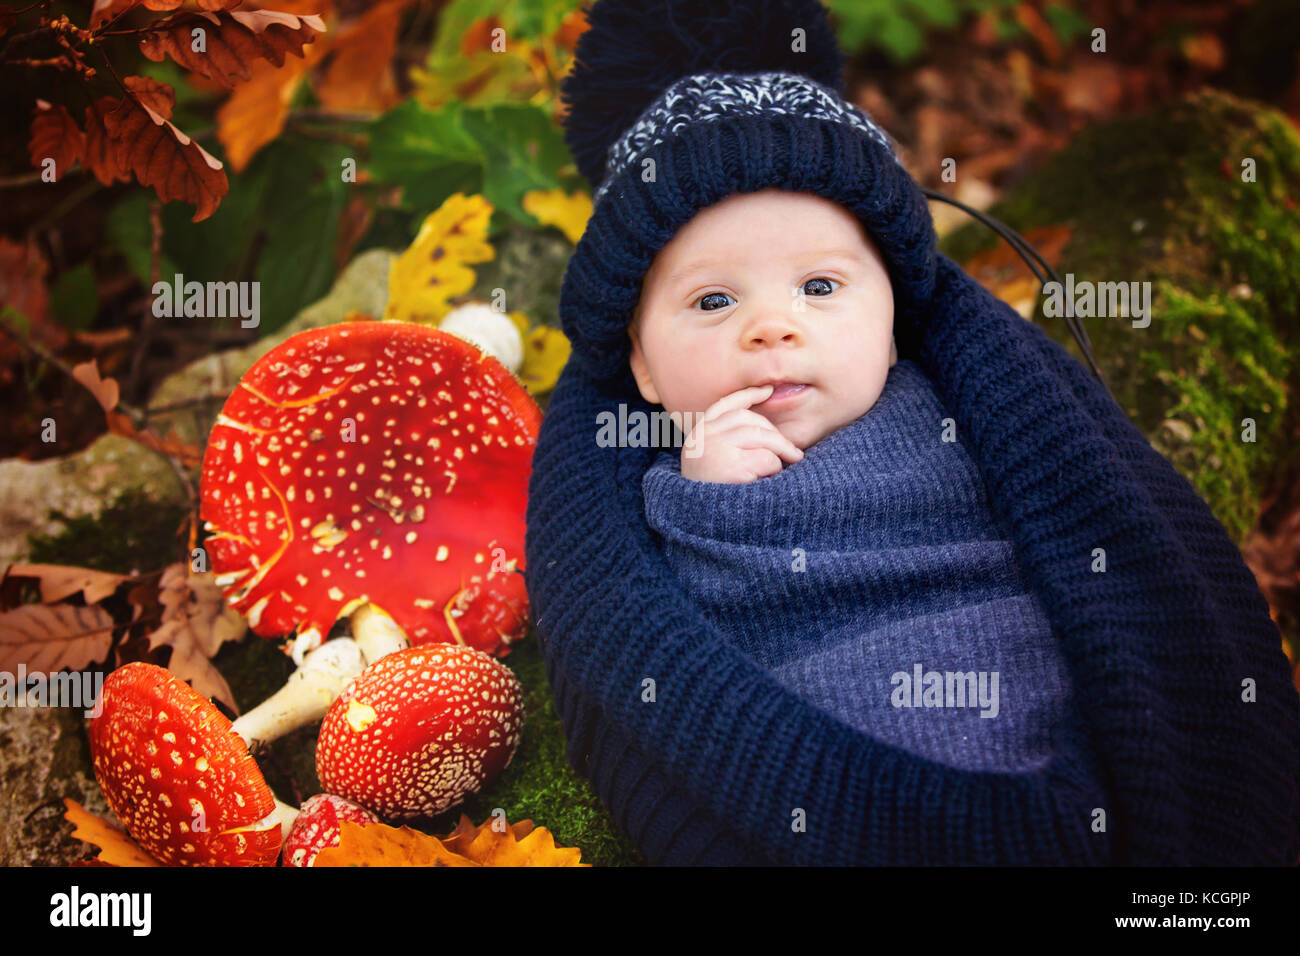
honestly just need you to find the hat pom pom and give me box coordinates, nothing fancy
[560,0,846,190]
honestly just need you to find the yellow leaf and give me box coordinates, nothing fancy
[441,813,589,866]
[522,188,591,244]
[312,819,480,866]
[384,193,496,325]
[63,798,162,867]
[517,323,570,395]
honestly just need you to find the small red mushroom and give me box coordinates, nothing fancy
[315,645,524,820]
[87,662,297,866]
[281,793,378,867]
[200,319,541,666]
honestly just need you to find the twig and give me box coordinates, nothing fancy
[124,199,161,398]
[145,391,232,416]
[0,315,148,428]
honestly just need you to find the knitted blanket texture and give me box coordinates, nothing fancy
[641,359,1070,774]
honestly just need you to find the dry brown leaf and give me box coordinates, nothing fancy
[70,359,120,413]
[28,100,84,181]
[82,98,132,186]
[440,813,588,866]
[313,820,481,867]
[0,602,116,675]
[139,9,326,88]
[216,43,324,173]
[101,84,228,223]
[959,223,1073,311]
[144,563,246,712]
[0,237,65,353]
[63,798,161,867]
[313,0,405,112]
[2,563,130,606]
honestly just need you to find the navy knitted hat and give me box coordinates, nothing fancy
[557,0,936,386]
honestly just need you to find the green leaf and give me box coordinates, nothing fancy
[1044,3,1092,43]
[458,103,570,223]
[106,194,178,287]
[49,264,98,331]
[252,140,352,334]
[368,100,485,214]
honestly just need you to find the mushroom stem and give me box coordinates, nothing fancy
[230,637,367,750]
[350,603,411,664]
[272,798,300,847]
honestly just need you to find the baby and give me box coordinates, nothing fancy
[633,187,1076,773]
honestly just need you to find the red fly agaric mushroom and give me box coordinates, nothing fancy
[88,662,299,866]
[281,793,378,867]
[200,319,541,666]
[316,645,524,820]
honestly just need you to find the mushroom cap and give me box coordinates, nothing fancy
[315,645,524,820]
[199,319,542,650]
[281,793,378,867]
[87,662,281,866]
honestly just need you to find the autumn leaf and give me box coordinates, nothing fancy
[2,563,129,606]
[63,798,161,867]
[313,0,406,113]
[216,42,325,172]
[0,602,116,675]
[312,820,481,867]
[101,77,228,222]
[70,358,120,413]
[384,193,495,324]
[959,224,1072,319]
[0,237,65,353]
[28,100,84,182]
[507,313,569,396]
[143,563,246,713]
[440,813,588,866]
[81,98,132,187]
[522,187,591,244]
[138,9,327,88]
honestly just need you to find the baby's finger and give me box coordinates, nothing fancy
[716,422,804,463]
[700,385,775,424]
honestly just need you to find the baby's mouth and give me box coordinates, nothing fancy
[756,383,810,407]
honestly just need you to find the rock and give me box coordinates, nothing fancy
[0,705,107,865]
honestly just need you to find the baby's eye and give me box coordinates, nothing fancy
[697,292,734,311]
[803,277,837,296]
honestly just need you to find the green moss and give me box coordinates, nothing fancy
[25,486,192,574]
[428,635,647,867]
[938,89,1299,545]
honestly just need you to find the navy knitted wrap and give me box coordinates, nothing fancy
[642,359,1071,775]
[523,0,1300,865]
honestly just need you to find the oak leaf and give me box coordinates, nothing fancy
[102,77,228,222]
[143,563,246,713]
[0,602,116,675]
[313,0,405,112]
[82,98,132,186]
[28,101,85,182]
[63,798,162,867]
[138,9,326,88]
[439,813,588,866]
[384,193,495,324]
[1,563,129,606]
[215,41,324,173]
[522,187,591,244]
[312,820,481,867]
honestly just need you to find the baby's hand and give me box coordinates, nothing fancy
[681,385,804,483]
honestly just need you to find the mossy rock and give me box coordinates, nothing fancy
[939,89,1298,546]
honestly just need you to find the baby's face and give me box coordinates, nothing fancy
[628,188,896,453]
